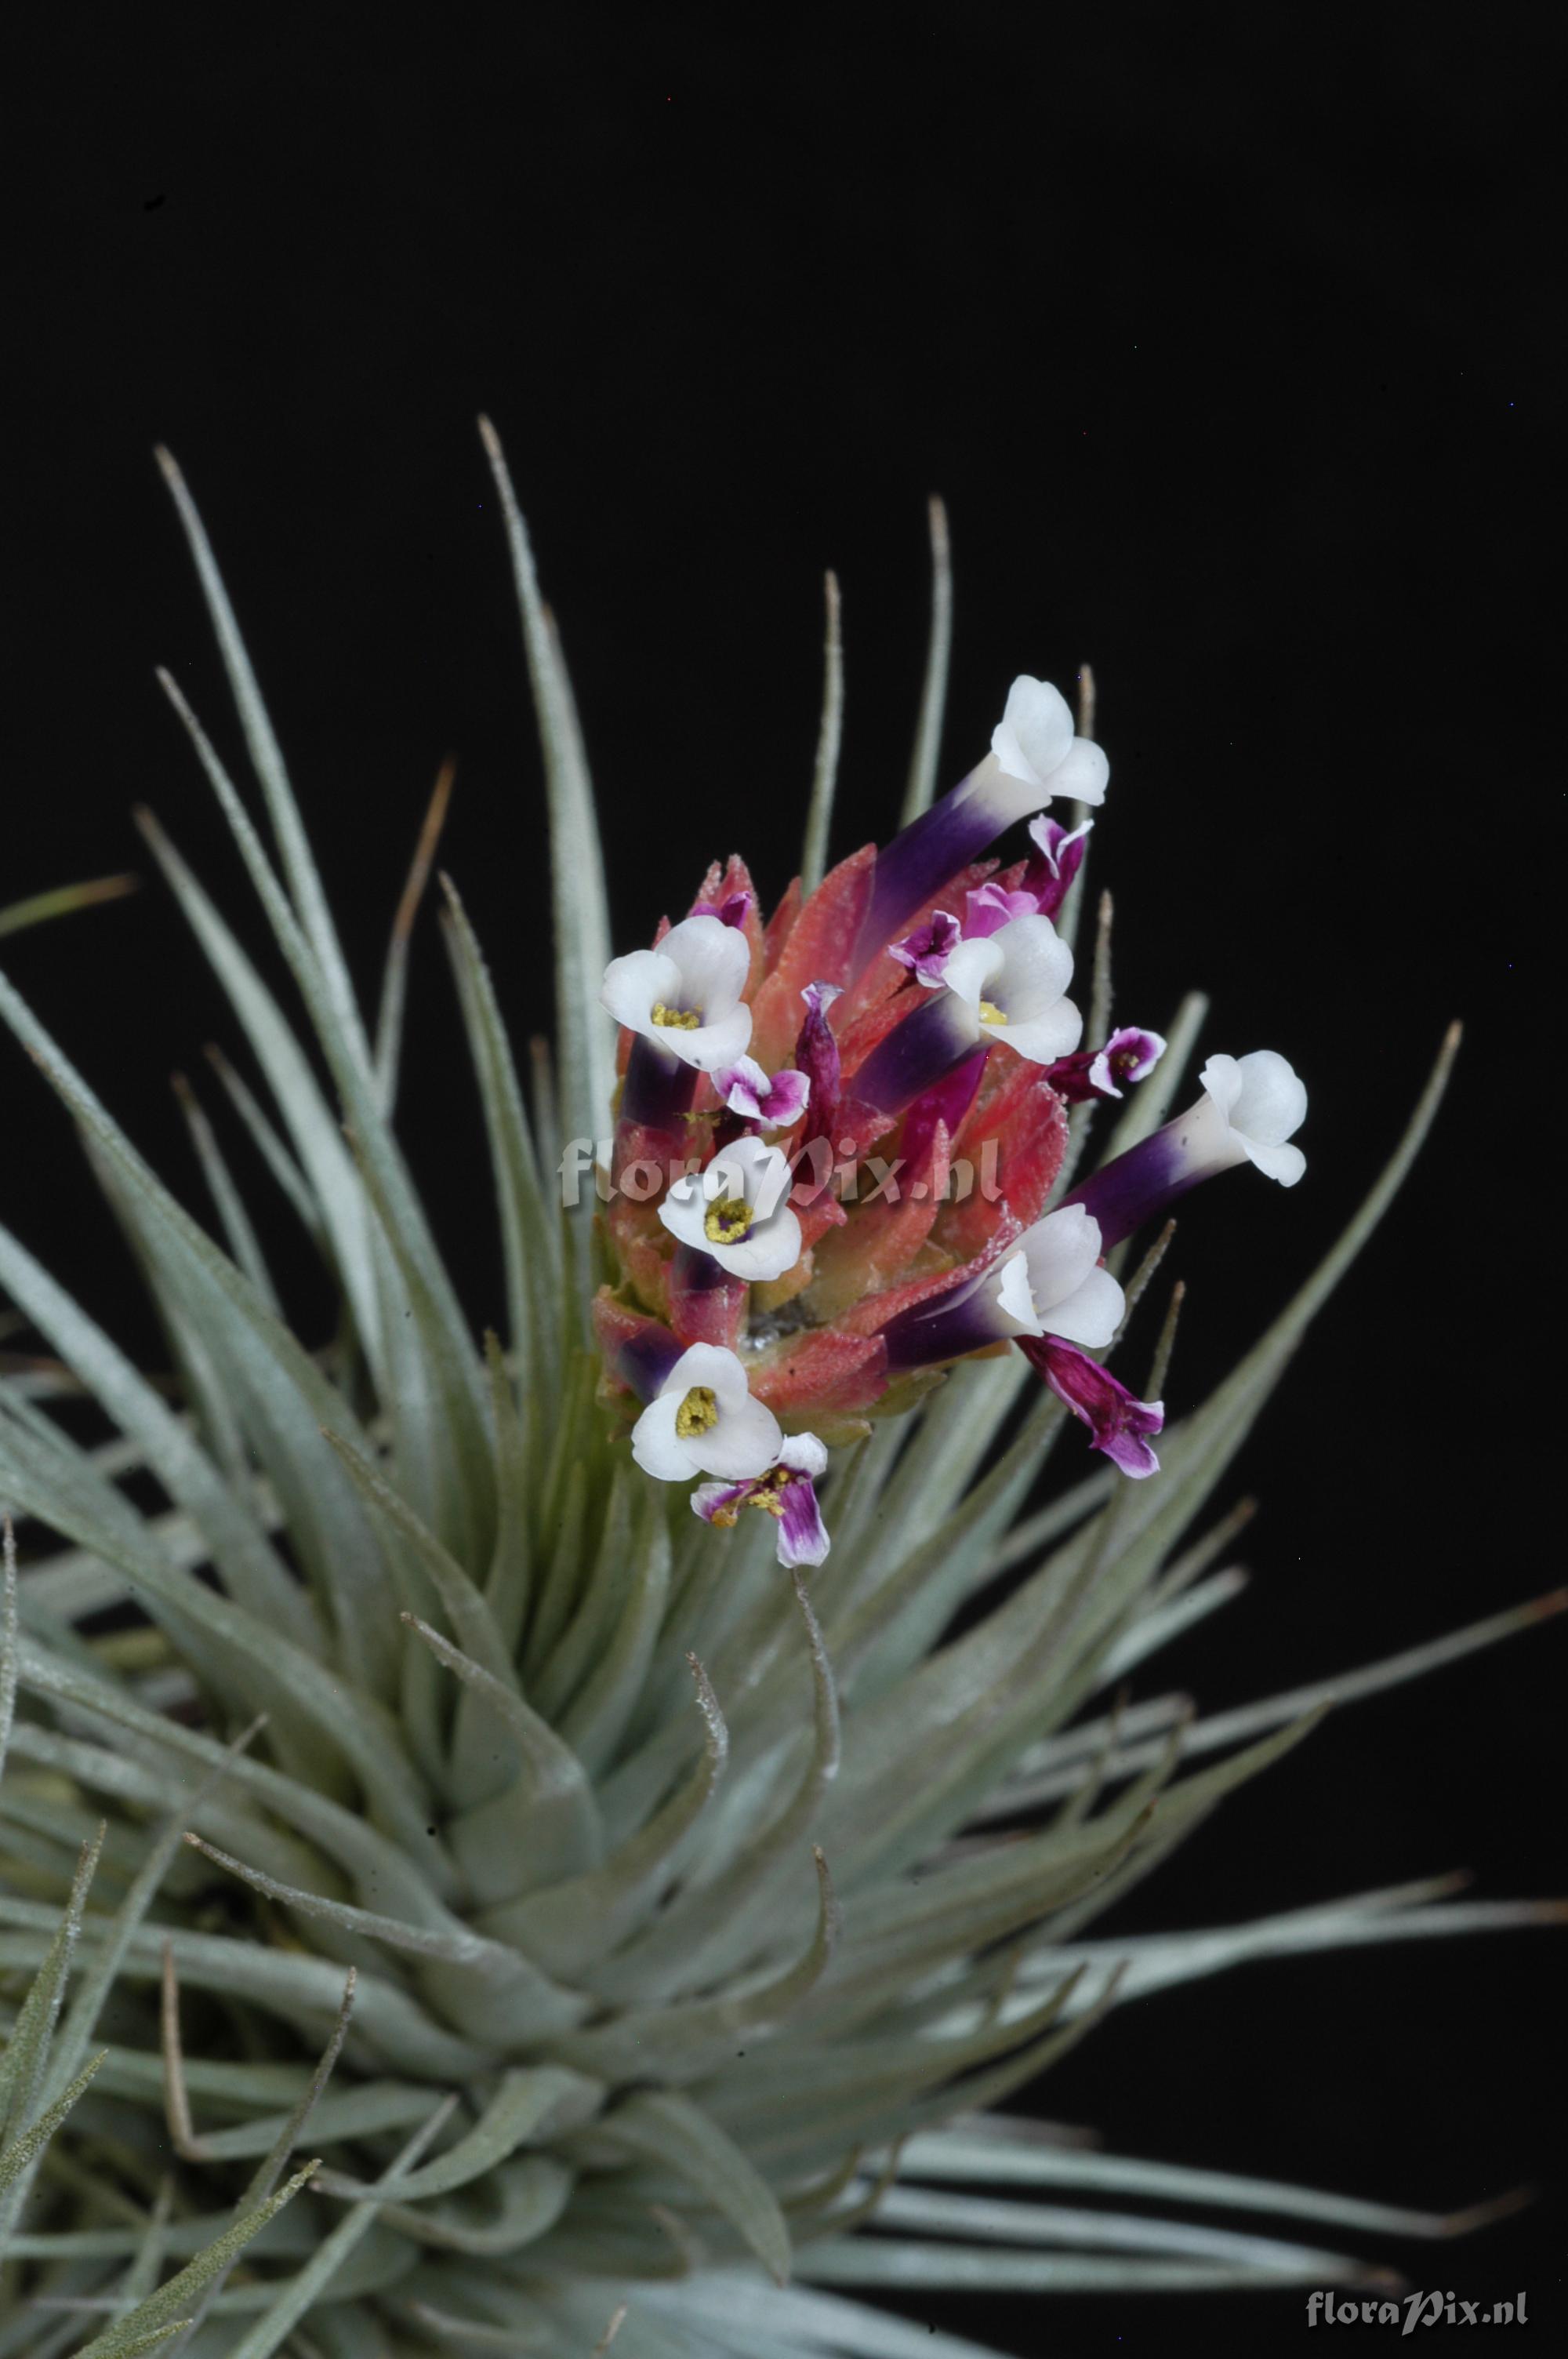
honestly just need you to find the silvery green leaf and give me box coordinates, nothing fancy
[477,418,613,1223]
[155,447,371,1077]
[592,2088,793,2285]
[800,572,844,896]
[66,2158,321,2359]
[439,881,561,1397]
[898,497,953,827]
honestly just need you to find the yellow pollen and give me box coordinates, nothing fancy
[704,1195,753,1245]
[978,999,1007,1025]
[674,1384,719,1438]
[652,1001,702,1030]
[744,1464,793,1518]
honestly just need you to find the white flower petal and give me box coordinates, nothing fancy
[713,1205,803,1282]
[991,676,1075,788]
[631,1394,697,1481]
[1198,1053,1245,1121]
[1021,1205,1102,1309]
[1041,1262,1124,1350]
[1243,1136,1307,1187]
[943,936,1004,1009]
[702,1391,785,1480]
[989,914,1074,1021]
[995,1249,1044,1336]
[720,1132,787,1201]
[999,1000,1083,1063]
[675,1005,754,1073]
[779,1433,829,1478]
[656,1182,712,1254]
[1229,1049,1308,1146]
[601,947,681,1034]
[666,1342,752,1412]
[659,913,751,1018]
[1046,736,1110,806]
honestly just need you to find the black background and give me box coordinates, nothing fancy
[9,8,1563,2353]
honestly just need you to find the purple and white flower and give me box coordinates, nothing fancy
[990,675,1111,808]
[601,913,753,1073]
[1046,1025,1168,1103]
[875,1202,1163,1477]
[852,680,1107,966]
[691,1433,831,1568]
[881,1205,1117,1371]
[992,1205,1125,1346]
[659,1132,804,1281]
[888,910,962,987]
[1195,1052,1308,1185]
[942,913,1083,1065]
[631,1341,783,1483]
[716,1056,811,1130]
[1018,1336,1164,1479]
[1065,1047,1308,1248]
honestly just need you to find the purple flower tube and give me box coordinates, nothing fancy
[852,989,983,1119]
[620,1034,699,1129]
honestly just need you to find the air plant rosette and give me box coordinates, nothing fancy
[0,425,1559,2359]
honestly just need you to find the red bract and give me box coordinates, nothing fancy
[596,834,1073,1437]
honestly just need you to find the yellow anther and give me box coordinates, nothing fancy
[742,1464,793,1519]
[978,999,1007,1026]
[675,1384,719,1438]
[704,1196,753,1245]
[652,1001,702,1030]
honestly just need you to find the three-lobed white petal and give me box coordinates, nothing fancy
[990,677,1110,808]
[991,675,1076,788]
[1200,1050,1308,1187]
[631,1342,783,1482]
[659,1132,804,1281]
[601,913,753,1072]
[994,1205,1123,1347]
[944,914,1083,1066]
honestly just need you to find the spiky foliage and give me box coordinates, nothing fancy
[0,428,1559,2359]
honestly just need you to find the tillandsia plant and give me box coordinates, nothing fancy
[0,423,1560,2359]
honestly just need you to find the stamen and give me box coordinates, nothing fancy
[652,1001,702,1030]
[978,999,1008,1025]
[675,1384,720,1438]
[744,1464,793,1518]
[704,1195,753,1245]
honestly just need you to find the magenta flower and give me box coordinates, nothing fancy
[1047,1025,1168,1103]
[888,909,962,987]
[691,889,755,929]
[691,1434,831,1568]
[716,1054,811,1129]
[963,880,1040,939]
[1023,812,1094,920]
[1018,1336,1164,1478]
